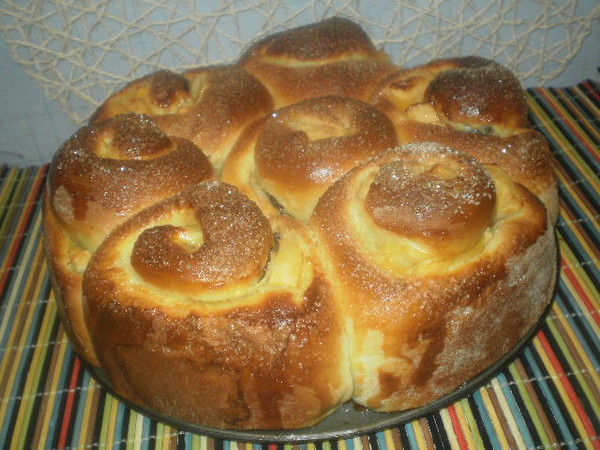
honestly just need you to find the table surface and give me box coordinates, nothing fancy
[0,80,598,449]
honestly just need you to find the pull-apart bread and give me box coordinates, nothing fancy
[43,16,558,430]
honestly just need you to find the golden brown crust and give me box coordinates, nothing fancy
[222,95,398,220]
[239,17,398,107]
[43,192,98,364]
[311,143,556,411]
[392,120,558,222]
[90,65,274,168]
[83,182,352,429]
[130,182,273,294]
[44,113,215,366]
[423,58,529,133]
[241,16,384,62]
[41,18,559,431]
[370,56,558,222]
[364,147,496,256]
[47,113,215,250]
[370,56,490,122]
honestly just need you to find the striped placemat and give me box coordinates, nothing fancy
[1,80,598,449]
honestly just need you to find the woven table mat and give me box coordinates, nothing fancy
[1,81,598,449]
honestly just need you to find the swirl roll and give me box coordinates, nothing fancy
[371,57,529,133]
[82,181,352,429]
[370,57,557,222]
[222,95,398,220]
[364,146,496,257]
[90,65,274,168]
[311,143,556,411]
[238,17,398,108]
[43,113,214,365]
[392,120,558,222]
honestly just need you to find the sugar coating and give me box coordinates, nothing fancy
[92,66,274,167]
[426,61,529,132]
[242,16,385,62]
[47,113,214,250]
[130,181,274,290]
[148,69,191,109]
[365,143,496,241]
[251,95,398,220]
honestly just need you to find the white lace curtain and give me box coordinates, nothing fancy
[2,0,599,124]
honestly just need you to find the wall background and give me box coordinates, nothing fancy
[1,0,598,167]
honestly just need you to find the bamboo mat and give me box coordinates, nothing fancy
[1,80,598,449]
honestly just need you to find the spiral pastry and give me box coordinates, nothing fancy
[43,113,214,365]
[370,57,558,222]
[90,65,274,168]
[238,17,398,108]
[392,120,558,222]
[82,181,352,429]
[221,95,398,220]
[311,142,556,411]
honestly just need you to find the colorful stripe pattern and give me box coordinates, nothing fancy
[1,81,599,449]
